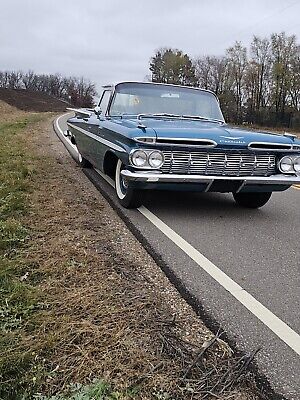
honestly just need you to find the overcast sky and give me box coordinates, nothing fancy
[1,0,300,94]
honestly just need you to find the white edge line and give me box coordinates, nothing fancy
[138,206,300,356]
[95,166,300,356]
[55,112,71,135]
[55,113,79,154]
[55,115,300,356]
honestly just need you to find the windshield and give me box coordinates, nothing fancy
[109,82,224,122]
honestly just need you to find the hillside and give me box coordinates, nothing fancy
[0,88,69,112]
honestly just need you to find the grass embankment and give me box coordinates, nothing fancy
[0,114,50,398]
[0,114,119,399]
[0,107,262,400]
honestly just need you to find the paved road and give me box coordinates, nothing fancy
[55,114,300,400]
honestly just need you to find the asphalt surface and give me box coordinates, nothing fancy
[55,114,300,400]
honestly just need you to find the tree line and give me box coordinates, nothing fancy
[0,70,97,107]
[149,32,300,129]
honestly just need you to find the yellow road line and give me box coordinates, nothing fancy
[293,185,300,190]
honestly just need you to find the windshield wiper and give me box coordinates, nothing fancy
[182,114,225,124]
[137,113,182,119]
[152,113,181,118]
[139,113,224,123]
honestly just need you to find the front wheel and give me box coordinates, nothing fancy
[115,160,143,208]
[233,192,272,209]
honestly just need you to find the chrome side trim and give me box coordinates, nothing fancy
[67,123,126,153]
[121,170,300,185]
[66,108,91,118]
[248,142,293,151]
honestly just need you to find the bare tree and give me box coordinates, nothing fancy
[289,51,300,111]
[226,42,248,122]
[0,69,97,107]
[249,36,272,111]
[22,70,38,90]
[271,32,298,117]
[6,70,23,89]
[0,71,10,88]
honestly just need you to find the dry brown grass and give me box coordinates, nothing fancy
[0,100,30,123]
[0,108,263,399]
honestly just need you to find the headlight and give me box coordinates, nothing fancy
[279,156,293,173]
[131,150,147,167]
[130,149,164,169]
[148,151,164,168]
[293,156,300,173]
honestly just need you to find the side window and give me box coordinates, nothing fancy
[98,90,111,115]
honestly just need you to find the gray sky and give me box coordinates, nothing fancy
[1,0,300,94]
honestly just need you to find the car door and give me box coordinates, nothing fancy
[80,90,112,167]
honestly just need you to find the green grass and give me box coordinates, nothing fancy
[0,116,45,400]
[33,380,140,400]
[0,119,35,314]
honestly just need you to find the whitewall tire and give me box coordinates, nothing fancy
[115,160,143,208]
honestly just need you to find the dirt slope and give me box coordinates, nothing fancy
[0,100,30,122]
[0,88,69,112]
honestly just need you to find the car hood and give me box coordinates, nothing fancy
[113,117,300,149]
[140,118,297,147]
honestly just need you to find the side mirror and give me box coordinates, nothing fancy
[94,106,102,116]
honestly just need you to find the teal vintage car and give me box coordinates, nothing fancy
[66,81,300,208]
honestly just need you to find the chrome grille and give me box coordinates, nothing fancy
[160,151,276,176]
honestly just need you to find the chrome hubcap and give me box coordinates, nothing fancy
[121,176,128,190]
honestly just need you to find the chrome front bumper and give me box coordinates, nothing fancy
[121,170,300,185]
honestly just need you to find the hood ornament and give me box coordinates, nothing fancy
[220,136,244,140]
